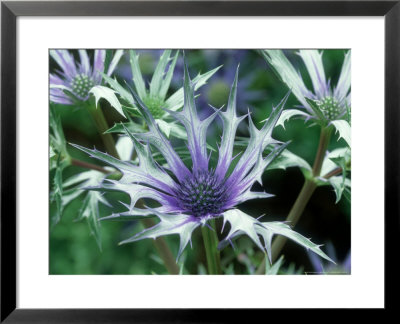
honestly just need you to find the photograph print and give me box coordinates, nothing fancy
[49,49,351,275]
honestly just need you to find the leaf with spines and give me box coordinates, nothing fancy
[118,209,201,261]
[50,146,56,159]
[89,85,125,117]
[50,105,69,168]
[219,209,334,265]
[267,146,312,173]
[149,50,179,100]
[228,92,288,186]
[71,142,176,195]
[115,136,135,161]
[77,191,109,250]
[164,65,222,111]
[155,119,186,139]
[326,176,351,203]
[318,148,351,203]
[343,187,351,204]
[164,58,219,173]
[215,66,247,179]
[329,149,350,194]
[105,121,146,134]
[61,170,111,250]
[305,97,327,123]
[129,50,147,99]
[101,73,135,106]
[331,119,351,147]
[261,50,313,111]
[49,107,70,226]
[274,109,309,129]
[50,159,64,227]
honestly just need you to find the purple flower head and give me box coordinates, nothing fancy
[50,49,123,105]
[73,59,334,264]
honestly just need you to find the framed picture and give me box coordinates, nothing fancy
[1,0,398,321]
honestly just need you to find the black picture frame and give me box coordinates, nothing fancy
[1,0,398,321]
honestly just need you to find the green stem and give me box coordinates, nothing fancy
[269,179,317,260]
[70,158,109,174]
[86,102,120,159]
[312,126,333,177]
[324,167,342,179]
[256,126,332,274]
[201,219,222,274]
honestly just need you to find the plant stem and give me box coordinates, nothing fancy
[312,126,333,177]
[256,126,333,274]
[70,158,109,174]
[86,103,120,159]
[85,103,179,275]
[324,167,342,179]
[141,218,180,275]
[269,179,317,260]
[201,219,222,274]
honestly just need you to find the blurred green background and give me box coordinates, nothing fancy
[50,49,350,275]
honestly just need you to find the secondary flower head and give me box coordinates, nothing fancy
[262,50,351,124]
[74,60,333,263]
[50,49,123,104]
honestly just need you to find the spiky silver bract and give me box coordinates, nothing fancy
[73,60,334,264]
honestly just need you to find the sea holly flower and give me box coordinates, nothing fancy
[102,50,221,139]
[50,49,124,105]
[261,50,351,147]
[73,62,334,264]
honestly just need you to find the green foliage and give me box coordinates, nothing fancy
[51,160,64,226]
[50,105,69,169]
[61,170,110,250]
[50,107,70,226]
[305,97,327,124]
[318,148,351,203]
[267,146,312,173]
[50,106,113,247]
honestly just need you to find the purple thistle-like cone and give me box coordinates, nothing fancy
[73,59,334,264]
[50,49,123,105]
